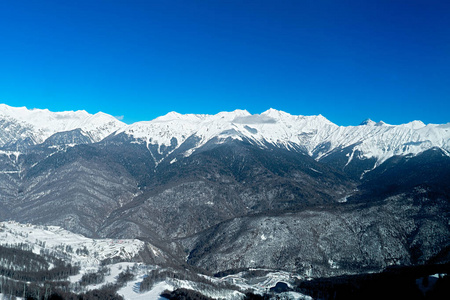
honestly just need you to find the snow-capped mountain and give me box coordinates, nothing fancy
[115,108,450,167]
[0,103,449,298]
[0,104,125,147]
[2,104,448,168]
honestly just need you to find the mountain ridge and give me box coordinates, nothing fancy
[0,104,125,147]
[0,103,448,284]
[1,103,449,174]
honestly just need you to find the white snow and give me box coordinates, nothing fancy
[119,280,170,300]
[113,108,450,168]
[337,196,348,203]
[0,221,173,299]
[0,221,145,268]
[215,269,303,296]
[0,104,125,145]
[2,103,449,175]
[0,221,316,299]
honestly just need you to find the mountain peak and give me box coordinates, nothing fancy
[360,119,376,126]
[154,111,184,121]
[0,104,126,145]
[375,120,387,126]
[1,104,448,168]
[261,108,291,118]
[403,120,426,129]
[215,109,251,120]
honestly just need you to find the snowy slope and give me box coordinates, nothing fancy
[2,103,449,167]
[115,110,251,151]
[0,221,311,300]
[115,108,450,166]
[0,104,125,146]
[0,221,145,267]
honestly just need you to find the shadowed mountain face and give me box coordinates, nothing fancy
[2,137,354,237]
[97,139,355,240]
[183,185,449,277]
[0,105,449,277]
[1,136,448,277]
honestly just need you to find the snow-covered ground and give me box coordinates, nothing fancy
[119,277,170,300]
[0,221,168,299]
[214,270,304,296]
[0,221,144,267]
[0,221,314,299]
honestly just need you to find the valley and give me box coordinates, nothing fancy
[0,104,449,299]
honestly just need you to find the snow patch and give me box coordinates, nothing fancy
[0,221,145,268]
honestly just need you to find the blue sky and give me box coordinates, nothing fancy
[0,0,449,125]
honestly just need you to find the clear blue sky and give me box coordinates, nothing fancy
[0,0,449,125]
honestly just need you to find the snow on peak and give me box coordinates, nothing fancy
[360,119,376,126]
[0,104,89,122]
[2,104,448,167]
[0,104,126,144]
[218,109,251,117]
[116,109,340,160]
[359,119,389,127]
[375,120,388,126]
[118,108,450,167]
[261,108,292,119]
[403,120,426,129]
[154,111,190,122]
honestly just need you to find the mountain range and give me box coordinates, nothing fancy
[0,103,449,280]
